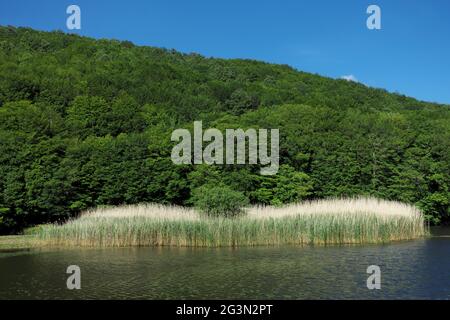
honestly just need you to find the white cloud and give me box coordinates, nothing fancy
[340,74,358,82]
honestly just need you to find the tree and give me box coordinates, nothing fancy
[252,165,313,205]
[191,185,249,218]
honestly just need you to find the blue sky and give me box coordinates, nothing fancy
[1,0,449,104]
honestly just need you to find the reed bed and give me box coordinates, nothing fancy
[37,198,428,247]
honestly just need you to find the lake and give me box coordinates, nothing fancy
[1,228,449,299]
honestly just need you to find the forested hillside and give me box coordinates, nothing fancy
[0,26,449,233]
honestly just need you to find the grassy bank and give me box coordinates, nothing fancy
[0,235,41,250]
[35,198,428,247]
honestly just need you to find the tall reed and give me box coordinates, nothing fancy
[37,198,428,247]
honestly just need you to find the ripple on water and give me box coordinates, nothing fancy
[0,231,449,299]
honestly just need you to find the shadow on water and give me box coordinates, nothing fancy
[430,226,450,238]
[0,248,31,254]
[0,228,449,299]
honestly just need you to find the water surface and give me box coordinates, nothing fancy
[1,228,449,299]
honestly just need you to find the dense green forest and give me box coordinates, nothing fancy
[0,26,449,234]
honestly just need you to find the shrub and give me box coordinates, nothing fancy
[23,225,46,235]
[191,185,249,218]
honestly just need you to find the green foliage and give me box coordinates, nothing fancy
[0,26,449,233]
[23,224,46,235]
[192,185,249,218]
[252,164,313,205]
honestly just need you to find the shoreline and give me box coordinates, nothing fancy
[1,232,430,251]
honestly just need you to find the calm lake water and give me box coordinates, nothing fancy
[1,228,449,299]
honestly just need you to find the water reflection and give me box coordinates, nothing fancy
[0,229,449,299]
